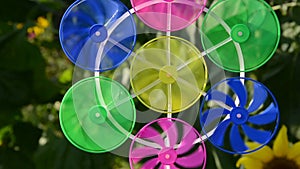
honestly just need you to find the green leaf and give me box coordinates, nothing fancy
[0,70,33,109]
[0,0,37,22]
[34,137,113,169]
[35,0,66,12]
[289,6,300,25]
[58,68,72,84]
[261,52,300,126]
[0,108,20,128]
[0,30,44,71]
[0,29,60,103]
[0,125,13,147]
[0,148,35,169]
[13,122,42,153]
[0,22,16,42]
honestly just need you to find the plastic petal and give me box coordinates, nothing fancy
[247,83,267,113]
[139,126,165,147]
[176,125,197,155]
[242,124,272,144]
[176,146,205,168]
[230,124,248,152]
[209,119,231,146]
[227,79,247,107]
[131,147,160,163]
[201,108,230,126]
[206,90,235,107]
[157,120,178,147]
[248,103,277,125]
[141,158,159,169]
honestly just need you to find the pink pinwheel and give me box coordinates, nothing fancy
[130,0,207,32]
[129,118,206,169]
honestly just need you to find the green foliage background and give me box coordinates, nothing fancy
[0,0,299,168]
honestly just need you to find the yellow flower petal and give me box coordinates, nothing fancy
[37,16,49,28]
[295,156,300,167]
[273,125,289,157]
[288,141,300,159]
[27,27,33,33]
[245,142,274,163]
[16,23,23,29]
[33,26,44,36]
[236,157,263,169]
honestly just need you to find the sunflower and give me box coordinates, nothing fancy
[236,125,300,169]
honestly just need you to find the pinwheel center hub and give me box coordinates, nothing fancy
[158,148,177,165]
[88,105,108,125]
[159,65,178,84]
[230,107,249,125]
[164,0,174,2]
[231,24,250,43]
[89,24,108,43]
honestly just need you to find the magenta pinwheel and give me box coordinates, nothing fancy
[130,118,206,169]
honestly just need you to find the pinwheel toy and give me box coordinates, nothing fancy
[199,77,280,154]
[129,118,206,169]
[59,0,136,72]
[201,0,280,72]
[59,76,136,152]
[58,0,282,168]
[131,0,206,31]
[130,36,207,113]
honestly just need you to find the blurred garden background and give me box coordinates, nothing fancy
[0,0,300,168]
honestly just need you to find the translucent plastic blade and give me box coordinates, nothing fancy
[201,108,230,126]
[130,68,160,90]
[206,90,235,107]
[68,37,89,61]
[81,114,125,151]
[201,0,280,72]
[176,125,197,155]
[200,77,280,154]
[131,49,164,72]
[75,39,100,70]
[130,118,206,169]
[157,120,178,147]
[59,0,136,71]
[85,0,105,22]
[210,119,231,146]
[60,100,100,150]
[130,36,207,113]
[67,10,97,25]
[174,77,202,112]
[230,124,247,152]
[139,126,165,147]
[176,146,205,168]
[159,164,179,169]
[131,0,207,31]
[131,147,160,163]
[247,83,267,113]
[242,124,272,144]
[227,79,247,107]
[141,158,159,169]
[248,103,277,125]
[59,77,135,153]
[63,27,89,39]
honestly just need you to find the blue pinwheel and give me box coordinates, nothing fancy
[59,0,136,72]
[200,77,279,154]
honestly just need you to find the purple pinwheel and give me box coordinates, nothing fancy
[200,77,280,154]
[129,118,206,169]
